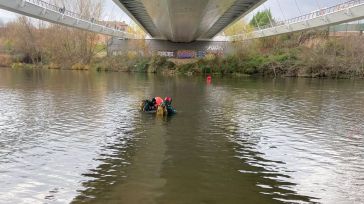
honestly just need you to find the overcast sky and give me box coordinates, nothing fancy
[0,0,347,24]
[250,0,342,21]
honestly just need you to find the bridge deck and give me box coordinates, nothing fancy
[0,0,136,39]
[230,0,364,40]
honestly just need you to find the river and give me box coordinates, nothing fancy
[0,68,363,204]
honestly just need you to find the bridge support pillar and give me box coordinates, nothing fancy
[107,38,239,58]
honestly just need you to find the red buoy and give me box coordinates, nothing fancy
[206,75,212,84]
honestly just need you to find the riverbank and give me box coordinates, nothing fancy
[83,43,364,79]
[4,29,364,78]
[6,50,364,79]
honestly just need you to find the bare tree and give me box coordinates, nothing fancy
[53,0,104,66]
[4,17,43,64]
[4,1,98,64]
[3,0,106,67]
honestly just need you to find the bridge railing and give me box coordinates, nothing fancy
[23,0,133,36]
[255,0,364,31]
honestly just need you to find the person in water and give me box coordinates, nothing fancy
[141,96,176,115]
[142,97,163,111]
[154,97,163,108]
[141,98,156,111]
[163,97,176,115]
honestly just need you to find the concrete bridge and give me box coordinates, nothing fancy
[1,0,364,43]
[112,0,265,42]
[232,0,364,40]
[0,0,136,39]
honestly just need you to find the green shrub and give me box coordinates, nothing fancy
[134,58,149,72]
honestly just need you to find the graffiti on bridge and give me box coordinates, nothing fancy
[156,45,225,59]
[176,50,196,59]
[157,51,174,57]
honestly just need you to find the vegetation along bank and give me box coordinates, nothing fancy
[1,13,364,79]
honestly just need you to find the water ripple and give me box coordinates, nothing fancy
[205,79,364,203]
[0,71,142,203]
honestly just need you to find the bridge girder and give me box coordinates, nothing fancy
[0,0,136,39]
[112,0,265,42]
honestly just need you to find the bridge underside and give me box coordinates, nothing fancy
[113,0,265,42]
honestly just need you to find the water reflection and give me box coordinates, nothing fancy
[0,69,142,203]
[206,77,364,203]
[0,69,363,203]
[204,84,312,203]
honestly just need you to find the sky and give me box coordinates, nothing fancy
[249,0,342,22]
[0,0,347,25]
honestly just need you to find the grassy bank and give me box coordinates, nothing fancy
[89,41,364,79]
[78,31,364,79]
[5,46,364,79]
[2,19,364,79]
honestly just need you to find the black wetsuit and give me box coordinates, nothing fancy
[164,101,176,115]
[144,99,156,111]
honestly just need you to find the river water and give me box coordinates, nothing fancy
[0,68,363,204]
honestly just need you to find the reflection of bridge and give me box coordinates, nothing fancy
[1,0,364,42]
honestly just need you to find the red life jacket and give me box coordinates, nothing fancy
[155,97,163,107]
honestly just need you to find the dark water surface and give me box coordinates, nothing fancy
[0,68,363,204]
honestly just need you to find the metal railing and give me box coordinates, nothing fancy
[255,0,364,31]
[23,0,132,36]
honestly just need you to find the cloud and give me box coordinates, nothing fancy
[103,0,132,23]
[245,0,343,21]
[0,9,17,22]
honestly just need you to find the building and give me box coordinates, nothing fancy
[103,21,128,31]
[96,21,129,44]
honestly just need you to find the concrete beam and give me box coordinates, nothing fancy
[112,0,265,42]
[231,0,364,40]
[0,0,136,39]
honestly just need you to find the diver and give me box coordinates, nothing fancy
[141,97,176,115]
[142,97,164,112]
[163,97,176,115]
[154,97,164,108]
[141,98,156,112]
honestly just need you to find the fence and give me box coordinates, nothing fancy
[23,0,128,33]
[256,0,364,31]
